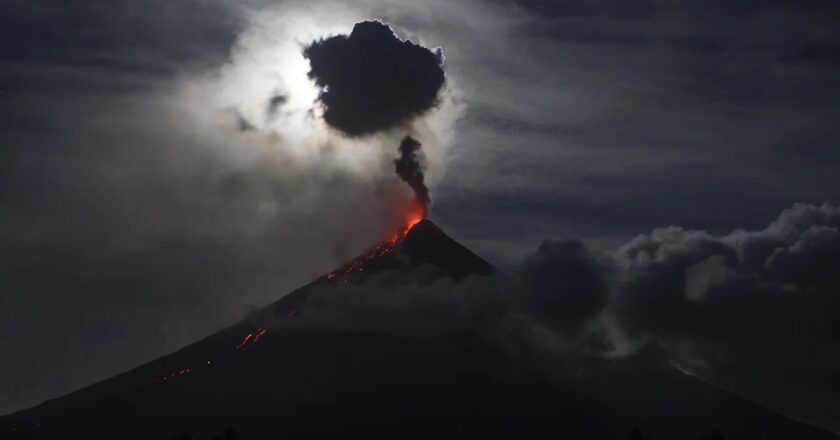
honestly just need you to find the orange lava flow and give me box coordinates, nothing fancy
[235,333,254,350]
[159,368,190,382]
[252,328,267,343]
[235,328,267,350]
[156,328,268,385]
[324,202,425,287]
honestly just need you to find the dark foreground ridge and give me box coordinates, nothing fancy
[1,221,836,439]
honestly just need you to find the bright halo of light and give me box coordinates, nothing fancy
[174,3,462,187]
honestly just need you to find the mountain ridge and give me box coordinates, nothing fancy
[1,220,836,439]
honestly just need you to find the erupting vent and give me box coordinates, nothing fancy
[325,218,423,287]
[323,218,493,287]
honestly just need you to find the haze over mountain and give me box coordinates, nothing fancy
[2,220,835,440]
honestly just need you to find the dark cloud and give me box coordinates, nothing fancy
[394,136,430,216]
[304,203,840,432]
[436,0,840,267]
[604,203,840,432]
[510,0,659,19]
[0,0,238,94]
[304,20,446,136]
[520,239,609,333]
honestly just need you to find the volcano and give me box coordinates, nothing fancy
[1,220,836,439]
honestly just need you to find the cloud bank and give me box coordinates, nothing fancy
[289,203,840,432]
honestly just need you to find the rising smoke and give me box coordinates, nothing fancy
[394,136,431,216]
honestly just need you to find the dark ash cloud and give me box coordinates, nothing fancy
[520,239,609,334]
[304,20,446,136]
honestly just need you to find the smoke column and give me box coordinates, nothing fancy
[394,136,430,218]
[304,21,446,223]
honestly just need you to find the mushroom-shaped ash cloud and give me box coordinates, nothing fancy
[304,20,446,136]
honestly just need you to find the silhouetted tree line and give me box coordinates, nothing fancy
[624,426,726,440]
[172,427,244,440]
[171,426,732,439]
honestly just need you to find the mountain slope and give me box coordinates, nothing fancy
[1,220,836,439]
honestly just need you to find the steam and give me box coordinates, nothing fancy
[394,136,431,217]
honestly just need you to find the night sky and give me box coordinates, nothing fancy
[1,0,839,434]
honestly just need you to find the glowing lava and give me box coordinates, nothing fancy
[252,328,267,343]
[325,210,424,287]
[235,333,254,350]
[405,199,425,231]
[235,328,267,351]
[158,368,190,382]
[156,328,269,386]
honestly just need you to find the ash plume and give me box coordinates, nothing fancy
[394,136,430,214]
[303,21,449,220]
[304,20,446,136]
